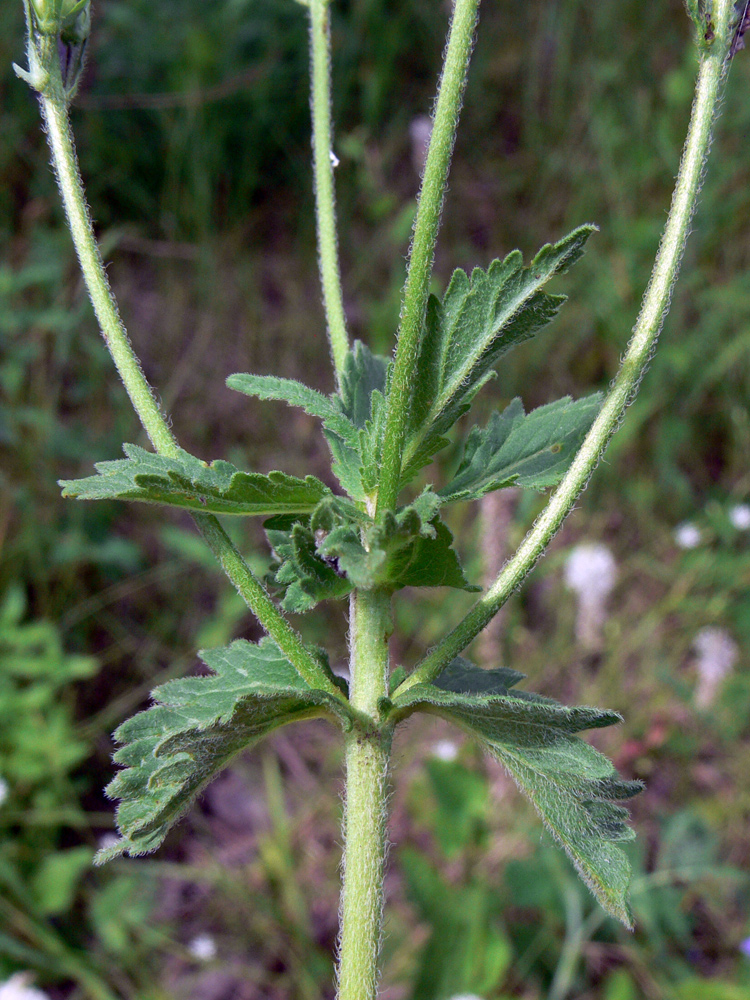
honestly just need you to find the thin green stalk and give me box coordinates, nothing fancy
[336,589,392,1000]
[309,0,349,386]
[376,0,480,515]
[394,2,734,698]
[33,45,341,698]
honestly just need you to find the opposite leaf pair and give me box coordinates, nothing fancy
[98,641,641,927]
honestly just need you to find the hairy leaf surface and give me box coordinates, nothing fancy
[439,394,602,503]
[265,493,476,612]
[402,226,596,483]
[60,444,330,517]
[390,657,641,925]
[228,342,392,502]
[97,639,354,862]
[226,373,359,447]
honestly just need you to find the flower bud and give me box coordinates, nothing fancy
[30,0,90,41]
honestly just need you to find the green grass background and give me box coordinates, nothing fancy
[2,0,750,997]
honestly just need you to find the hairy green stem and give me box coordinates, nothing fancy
[35,48,341,698]
[337,589,392,1000]
[394,3,734,697]
[309,0,349,386]
[376,0,480,515]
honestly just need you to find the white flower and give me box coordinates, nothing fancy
[431,739,459,762]
[0,974,51,1000]
[448,995,486,1000]
[188,934,217,961]
[674,522,702,549]
[564,543,618,650]
[729,504,750,531]
[97,832,119,851]
[0,776,9,807]
[693,627,738,708]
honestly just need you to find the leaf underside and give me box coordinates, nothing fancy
[97,639,354,862]
[390,657,642,925]
[60,444,331,517]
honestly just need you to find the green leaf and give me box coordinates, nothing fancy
[30,846,93,916]
[97,638,356,861]
[228,345,394,503]
[402,226,596,483]
[439,394,602,503]
[226,372,359,447]
[265,492,476,612]
[60,444,331,517]
[339,340,390,429]
[390,657,641,925]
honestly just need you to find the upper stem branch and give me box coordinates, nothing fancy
[395,4,735,697]
[309,0,350,387]
[376,0,480,515]
[35,50,341,698]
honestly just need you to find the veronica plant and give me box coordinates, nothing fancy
[15,0,743,995]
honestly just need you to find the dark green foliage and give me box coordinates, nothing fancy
[60,443,330,517]
[389,658,642,925]
[265,492,477,613]
[98,638,357,861]
[439,394,602,503]
[401,226,596,483]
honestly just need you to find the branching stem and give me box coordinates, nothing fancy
[394,1,735,697]
[309,0,350,386]
[376,0,480,515]
[35,48,341,699]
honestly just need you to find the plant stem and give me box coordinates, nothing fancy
[337,589,392,1000]
[35,50,341,698]
[376,0,480,516]
[309,0,349,387]
[394,3,734,697]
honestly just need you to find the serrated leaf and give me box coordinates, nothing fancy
[439,394,602,503]
[226,373,359,448]
[228,344,392,503]
[390,657,641,925]
[265,493,475,611]
[60,444,331,517]
[97,638,355,861]
[402,226,596,483]
[339,340,390,429]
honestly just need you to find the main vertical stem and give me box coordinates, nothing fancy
[337,589,392,1000]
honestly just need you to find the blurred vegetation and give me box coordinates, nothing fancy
[2,0,750,996]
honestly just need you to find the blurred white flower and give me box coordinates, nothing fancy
[409,115,433,175]
[188,933,217,961]
[564,543,618,650]
[0,776,9,807]
[674,522,702,549]
[693,627,738,709]
[431,739,459,762]
[0,974,51,1000]
[448,995,486,1000]
[729,504,750,531]
[97,832,119,851]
